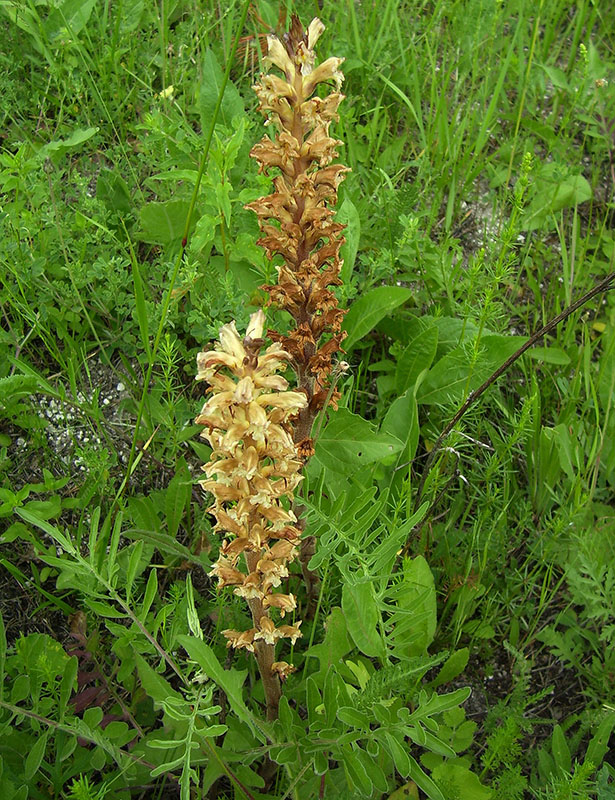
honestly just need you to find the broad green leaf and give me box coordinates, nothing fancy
[139,200,191,245]
[134,653,183,705]
[382,731,412,778]
[176,635,256,733]
[119,0,144,33]
[523,168,592,231]
[343,286,413,350]
[139,568,158,620]
[527,346,570,365]
[408,755,446,800]
[417,335,526,405]
[43,127,99,154]
[381,390,419,465]
[342,581,385,658]
[337,706,371,729]
[431,762,492,800]
[85,599,122,617]
[45,0,96,39]
[190,213,216,253]
[338,197,360,283]
[199,49,244,129]
[125,539,144,603]
[316,409,403,473]
[429,648,469,689]
[395,326,439,394]
[388,781,419,799]
[307,607,352,677]
[96,168,132,215]
[340,744,373,796]
[15,508,75,554]
[387,556,437,657]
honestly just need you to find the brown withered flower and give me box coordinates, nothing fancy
[246,14,349,453]
[195,309,306,719]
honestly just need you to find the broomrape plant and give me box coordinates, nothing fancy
[196,15,349,719]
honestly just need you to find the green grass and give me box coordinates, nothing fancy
[1,0,615,798]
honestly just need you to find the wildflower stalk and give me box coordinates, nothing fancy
[246,16,349,609]
[195,15,347,720]
[195,311,305,719]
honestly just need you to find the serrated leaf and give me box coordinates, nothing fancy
[316,409,403,473]
[342,581,385,658]
[343,286,412,350]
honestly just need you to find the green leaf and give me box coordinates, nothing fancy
[343,286,413,350]
[387,556,437,657]
[431,762,492,799]
[96,168,132,215]
[417,335,526,405]
[429,648,469,689]
[316,409,404,473]
[527,346,570,365]
[337,706,371,729]
[396,326,439,394]
[0,612,5,702]
[45,0,96,39]
[199,49,244,129]
[139,200,191,245]
[165,472,191,538]
[176,635,256,734]
[551,724,571,773]
[381,390,419,465]
[586,713,615,765]
[130,256,150,356]
[42,127,98,155]
[338,197,361,283]
[408,754,446,800]
[125,539,144,603]
[342,581,385,658]
[24,731,48,780]
[139,568,158,620]
[119,0,144,33]
[135,653,183,705]
[15,508,75,554]
[307,607,353,678]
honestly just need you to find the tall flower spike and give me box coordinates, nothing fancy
[195,310,307,720]
[246,14,349,457]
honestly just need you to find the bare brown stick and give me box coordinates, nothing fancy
[403,271,615,555]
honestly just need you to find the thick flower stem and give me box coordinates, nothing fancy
[253,641,282,721]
